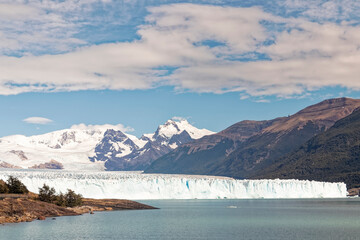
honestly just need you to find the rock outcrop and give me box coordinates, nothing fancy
[0,195,156,224]
[30,160,64,170]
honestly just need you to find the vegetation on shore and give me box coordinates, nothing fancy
[38,184,82,207]
[1,176,82,207]
[0,176,29,194]
[0,176,156,224]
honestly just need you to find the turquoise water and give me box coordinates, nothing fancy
[1,199,360,240]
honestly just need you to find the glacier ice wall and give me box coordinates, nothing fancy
[0,170,347,199]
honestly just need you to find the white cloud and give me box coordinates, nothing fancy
[254,99,270,103]
[0,3,359,98]
[171,116,188,122]
[0,4,277,95]
[281,0,360,21]
[23,117,53,125]
[70,123,134,133]
[0,0,112,55]
[145,4,278,54]
[0,3,39,20]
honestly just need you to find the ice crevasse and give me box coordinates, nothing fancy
[0,170,347,199]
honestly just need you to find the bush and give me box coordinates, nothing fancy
[6,176,29,194]
[64,189,82,207]
[38,184,57,203]
[37,186,83,208]
[0,180,9,194]
[55,192,66,207]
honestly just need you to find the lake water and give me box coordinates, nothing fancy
[1,199,360,240]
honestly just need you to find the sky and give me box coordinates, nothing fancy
[1,0,360,137]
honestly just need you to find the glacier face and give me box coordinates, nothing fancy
[0,170,347,199]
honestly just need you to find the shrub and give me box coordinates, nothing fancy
[0,180,9,194]
[6,176,29,194]
[38,184,57,203]
[64,189,83,207]
[37,186,83,208]
[55,192,66,207]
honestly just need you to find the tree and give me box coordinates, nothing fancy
[0,180,9,194]
[6,176,28,194]
[37,185,83,208]
[64,189,82,207]
[38,184,57,203]
[55,192,66,207]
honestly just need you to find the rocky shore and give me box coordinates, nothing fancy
[347,188,360,197]
[0,195,156,224]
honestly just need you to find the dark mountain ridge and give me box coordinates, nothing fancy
[253,107,360,189]
[145,98,360,182]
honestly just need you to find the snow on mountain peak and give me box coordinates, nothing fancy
[152,119,215,140]
[0,119,215,171]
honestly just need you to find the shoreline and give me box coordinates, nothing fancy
[0,196,157,225]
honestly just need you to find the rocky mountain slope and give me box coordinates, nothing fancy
[253,107,360,189]
[145,98,360,179]
[90,119,214,170]
[0,120,213,171]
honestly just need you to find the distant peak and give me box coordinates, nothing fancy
[316,97,357,106]
[161,120,181,132]
[104,129,126,136]
[319,97,358,104]
[163,118,190,128]
[264,97,360,134]
[297,97,360,115]
[165,119,176,125]
[151,118,213,140]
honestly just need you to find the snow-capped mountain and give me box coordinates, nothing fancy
[90,119,215,170]
[143,119,214,143]
[0,119,214,171]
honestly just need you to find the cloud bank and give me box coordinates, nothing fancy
[0,1,359,98]
[70,123,134,133]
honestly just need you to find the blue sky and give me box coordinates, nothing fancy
[1,0,360,137]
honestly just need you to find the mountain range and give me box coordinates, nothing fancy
[89,120,214,170]
[145,98,360,189]
[254,107,360,189]
[0,119,214,171]
[1,97,360,189]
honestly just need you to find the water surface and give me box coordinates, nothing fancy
[1,199,359,240]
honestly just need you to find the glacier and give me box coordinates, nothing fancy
[0,170,347,199]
